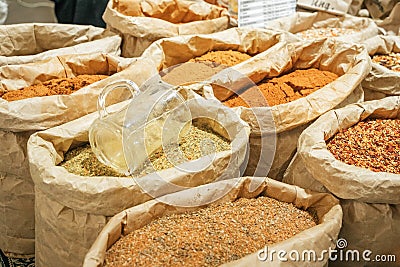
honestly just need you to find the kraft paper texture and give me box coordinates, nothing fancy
[28,94,250,267]
[0,23,121,66]
[102,0,230,57]
[83,177,342,267]
[283,96,400,266]
[0,54,156,256]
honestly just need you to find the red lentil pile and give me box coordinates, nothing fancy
[105,196,318,267]
[371,52,400,72]
[327,119,400,174]
[224,68,338,107]
[1,74,108,101]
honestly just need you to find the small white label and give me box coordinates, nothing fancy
[238,0,296,28]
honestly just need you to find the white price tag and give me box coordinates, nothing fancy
[238,0,296,28]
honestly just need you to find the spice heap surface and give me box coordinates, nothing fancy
[161,62,227,86]
[105,196,318,267]
[60,144,125,177]
[224,68,338,107]
[372,52,400,72]
[134,123,231,177]
[327,119,400,174]
[1,74,108,101]
[189,50,251,67]
[60,124,230,177]
[296,28,360,39]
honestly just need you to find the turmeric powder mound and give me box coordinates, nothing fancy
[223,69,338,108]
[1,74,109,102]
[189,50,251,67]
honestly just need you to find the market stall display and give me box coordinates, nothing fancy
[0,1,399,265]
[84,177,343,267]
[142,27,299,101]
[283,97,400,266]
[0,23,121,66]
[362,35,400,100]
[102,0,231,57]
[27,93,250,267]
[149,36,370,180]
[0,54,156,257]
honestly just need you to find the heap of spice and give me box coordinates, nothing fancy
[371,52,400,72]
[162,50,251,86]
[327,118,400,174]
[60,124,231,177]
[188,50,252,67]
[161,62,227,86]
[296,28,360,39]
[1,74,108,101]
[223,68,338,107]
[105,196,318,267]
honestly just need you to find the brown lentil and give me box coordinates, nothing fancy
[296,28,360,40]
[371,52,400,72]
[327,118,400,174]
[189,50,252,67]
[60,124,231,177]
[1,74,108,101]
[105,196,318,267]
[223,68,338,107]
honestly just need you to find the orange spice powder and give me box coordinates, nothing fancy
[223,69,338,108]
[1,74,108,102]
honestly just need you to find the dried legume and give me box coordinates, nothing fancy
[105,196,318,267]
[371,52,400,72]
[327,119,400,174]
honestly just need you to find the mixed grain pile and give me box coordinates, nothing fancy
[105,196,318,267]
[327,119,400,174]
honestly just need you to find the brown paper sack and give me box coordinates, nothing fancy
[375,2,400,36]
[28,94,250,267]
[0,54,157,257]
[362,35,400,101]
[141,27,300,101]
[171,38,369,181]
[102,0,230,57]
[265,11,380,44]
[364,0,399,19]
[297,0,352,15]
[0,23,122,66]
[83,176,343,267]
[283,97,400,266]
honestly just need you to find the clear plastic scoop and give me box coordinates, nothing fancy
[89,79,192,175]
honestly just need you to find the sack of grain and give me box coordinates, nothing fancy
[297,0,352,15]
[28,93,250,267]
[265,11,380,44]
[102,0,230,57]
[0,54,156,257]
[166,38,369,180]
[0,23,121,66]
[362,35,400,100]
[283,96,400,266]
[83,176,342,267]
[142,27,299,101]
